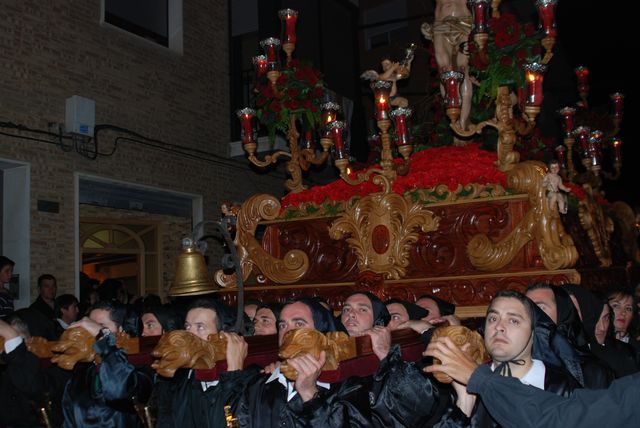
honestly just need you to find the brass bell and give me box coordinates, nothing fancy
[169,238,218,296]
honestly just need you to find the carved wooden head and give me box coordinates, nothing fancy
[279,328,355,380]
[26,336,55,358]
[430,325,489,384]
[151,330,217,378]
[51,327,97,370]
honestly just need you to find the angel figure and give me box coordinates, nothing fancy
[543,160,571,214]
[361,44,417,108]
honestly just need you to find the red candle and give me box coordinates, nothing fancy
[372,80,392,120]
[524,63,545,107]
[469,0,490,34]
[391,107,412,146]
[236,108,256,145]
[278,9,298,44]
[574,126,590,156]
[304,129,315,150]
[536,0,557,38]
[612,138,623,163]
[252,55,267,77]
[575,66,589,95]
[321,102,340,137]
[440,71,464,108]
[610,92,624,117]
[588,130,603,167]
[558,107,576,137]
[260,38,281,70]
[328,120,346,159]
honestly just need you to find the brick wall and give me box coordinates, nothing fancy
[0,0,285,301]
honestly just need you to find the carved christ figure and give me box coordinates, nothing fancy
[422,0,473,130]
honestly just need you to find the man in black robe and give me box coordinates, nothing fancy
[151,298,256,428]
[432,290,580,428]
[426,335,640,428]
[526,283,615,388]
[62,300,154,427]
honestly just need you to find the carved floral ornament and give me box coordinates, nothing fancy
[467,161,578,271]
[328,175,440,280]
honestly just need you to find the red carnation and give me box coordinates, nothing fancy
[270,102,282,112]
[277,73,288,85]
[500,56,512,66]
[515,49,527,61]
[523,23,536,37]
[287,88,300,98]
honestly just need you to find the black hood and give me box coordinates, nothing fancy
[530,301,584,386]
[289,297,337,333]
[146,305,181,333]
[418,294,456,317]
[562,284,606,344]
[551,286,589,352]
[385,299,429,320]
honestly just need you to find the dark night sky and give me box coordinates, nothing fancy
[554,1,637,207]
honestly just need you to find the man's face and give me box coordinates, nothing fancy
[386,303,409,330]
[185,308,218,341]
[594,304,610,345]
[141,313,163,337]
[40,279,57,301]
[416,297,440,321]
[89,308,120,334]
[278,302,315,346]
[484,297,533,363]
[526,288,557,323]
[253,307,277,336]
[0,265,14,284]
[61,302,79,324]
[341,294,374,336]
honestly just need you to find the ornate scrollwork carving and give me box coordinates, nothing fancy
[329,178,440,279]
[214,194,310,287]
[578,185,614,267]
[468,161,578,271]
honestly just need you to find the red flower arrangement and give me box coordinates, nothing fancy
[255,60,326,144]
[282,144,507,208]
[470,13,543,108]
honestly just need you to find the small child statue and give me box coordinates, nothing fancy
[543,160,571,214]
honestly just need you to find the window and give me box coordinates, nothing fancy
[102,0,183,52]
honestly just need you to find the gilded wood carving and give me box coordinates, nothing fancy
[329,175,440,279]
[151,331,226,378]
[430,325,489,383]
[578,184,614,267]
[215,194,309,287]
[467,161,578,271]
[279,328,356,380]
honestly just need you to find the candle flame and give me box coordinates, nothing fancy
[346,167,352,175]
[379,95,386,103]
[527,72,535,82]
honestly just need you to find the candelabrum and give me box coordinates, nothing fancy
[239,107,333,193]
[555,79,624,192]
[440,0,557,171]
[239,9,332,194]
[332,81,413,189]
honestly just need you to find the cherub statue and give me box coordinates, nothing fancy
[360,44,417,108]
[422,0,473,130]
[543,160,571,214]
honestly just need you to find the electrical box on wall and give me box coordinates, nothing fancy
[65,95,95,136]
